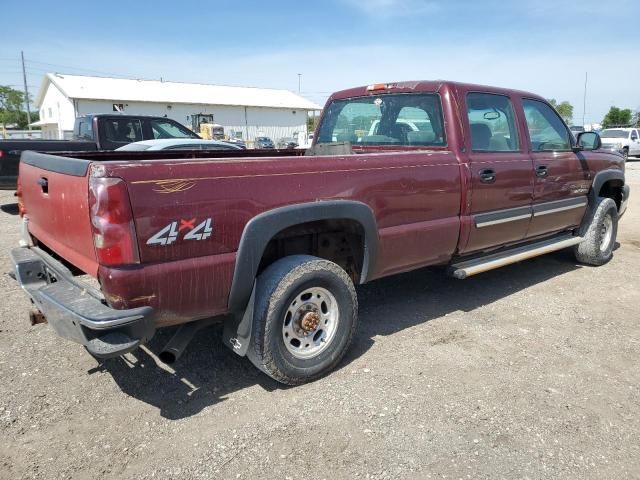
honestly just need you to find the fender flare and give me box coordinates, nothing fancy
[589,169,625,203]
[579,169,625,236]
[227,200,379,314]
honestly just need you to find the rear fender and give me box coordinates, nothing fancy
[223,200,379,356]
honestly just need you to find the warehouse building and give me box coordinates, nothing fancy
[32,73,322,142]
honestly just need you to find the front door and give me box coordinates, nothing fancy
[461,92,534,254]
[522,98,590,238]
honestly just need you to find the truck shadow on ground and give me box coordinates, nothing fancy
[0,202,19,215]
[100,249,583,420]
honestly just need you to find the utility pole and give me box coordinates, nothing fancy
[297,73,302,94]
[21,51,32,130]
[582,72,587,128]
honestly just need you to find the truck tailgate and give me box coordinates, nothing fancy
[19,152,98,276]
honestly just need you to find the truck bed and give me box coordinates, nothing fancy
[19,147,461,325]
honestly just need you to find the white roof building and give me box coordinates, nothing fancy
[33,73,322,142]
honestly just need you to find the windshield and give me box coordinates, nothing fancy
[151,119,199,139]
[600,129,628,138]
[317,93,446,146]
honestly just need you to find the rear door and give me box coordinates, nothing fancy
[460,91,534,254]
[522,99,590,238]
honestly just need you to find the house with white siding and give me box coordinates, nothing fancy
[32,73,322,142]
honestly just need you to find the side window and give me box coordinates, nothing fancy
[165,144,197,150]
[631,130,638,141]
[103,119,143,144]
[466,93,520,152]
[522,99,571,151]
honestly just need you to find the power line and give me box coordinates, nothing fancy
[25,59,140,78]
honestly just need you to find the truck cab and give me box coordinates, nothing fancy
[73,114,200,150]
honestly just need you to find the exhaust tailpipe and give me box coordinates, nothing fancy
[159,318,217,364]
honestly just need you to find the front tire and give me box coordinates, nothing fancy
[247,255,358,385]
[622,147,628,161]
[574,197,618,266]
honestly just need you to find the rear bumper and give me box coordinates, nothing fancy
[620,184,630,218]
[10,246,155,358]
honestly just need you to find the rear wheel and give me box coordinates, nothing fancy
[622,147,628,161]
[247,255,358,385]
[574,197,618,266]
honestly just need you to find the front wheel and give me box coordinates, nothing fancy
[574,197,618,266]
[622,148,628,161]
[247,255,358,385]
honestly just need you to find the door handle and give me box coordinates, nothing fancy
[536,165,548,178]
[479,169,496,184]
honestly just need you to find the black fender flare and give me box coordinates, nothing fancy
[579,169,625,235]
[227,200,379,314]
[589,169,625,203]
[222,200,379,356]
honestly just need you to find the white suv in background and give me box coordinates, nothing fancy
[599,128,640,160]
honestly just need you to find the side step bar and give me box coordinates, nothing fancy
[449,234,583,279]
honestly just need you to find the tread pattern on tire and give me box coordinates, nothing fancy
[574,197,618,266]
[250,255,358,385]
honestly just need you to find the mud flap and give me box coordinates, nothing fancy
[222,282,256,357]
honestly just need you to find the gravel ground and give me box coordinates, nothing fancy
[1,163,639,480]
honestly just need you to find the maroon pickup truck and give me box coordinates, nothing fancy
[10,80,629,385]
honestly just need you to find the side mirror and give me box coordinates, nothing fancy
[574,131,601,151]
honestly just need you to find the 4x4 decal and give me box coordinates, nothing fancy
[147,218,213,246]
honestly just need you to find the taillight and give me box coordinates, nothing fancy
[88,177,140,266]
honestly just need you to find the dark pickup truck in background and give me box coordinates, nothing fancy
[10,80,629,385]
[0,114,200,189]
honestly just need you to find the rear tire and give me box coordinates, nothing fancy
[247,255,358,385]
[574,197,618,266]
[622,147,628,161]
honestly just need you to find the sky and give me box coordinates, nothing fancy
[0,0,638,126]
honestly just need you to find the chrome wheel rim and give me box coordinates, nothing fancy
[282,287,339,359]
[600,214,613,252]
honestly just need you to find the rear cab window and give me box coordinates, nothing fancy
[77,118,93,140]
[316,93,446,147]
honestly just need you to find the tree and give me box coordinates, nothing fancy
[307,113,316,133]
[602,106,632,128]
[0,85,36,129]
[548,98,574,125]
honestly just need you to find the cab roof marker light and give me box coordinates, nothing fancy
[367,84,387,91]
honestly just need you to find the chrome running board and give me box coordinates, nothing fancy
[450,234,584,279]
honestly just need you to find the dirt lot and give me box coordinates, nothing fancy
[1,164,639,480]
